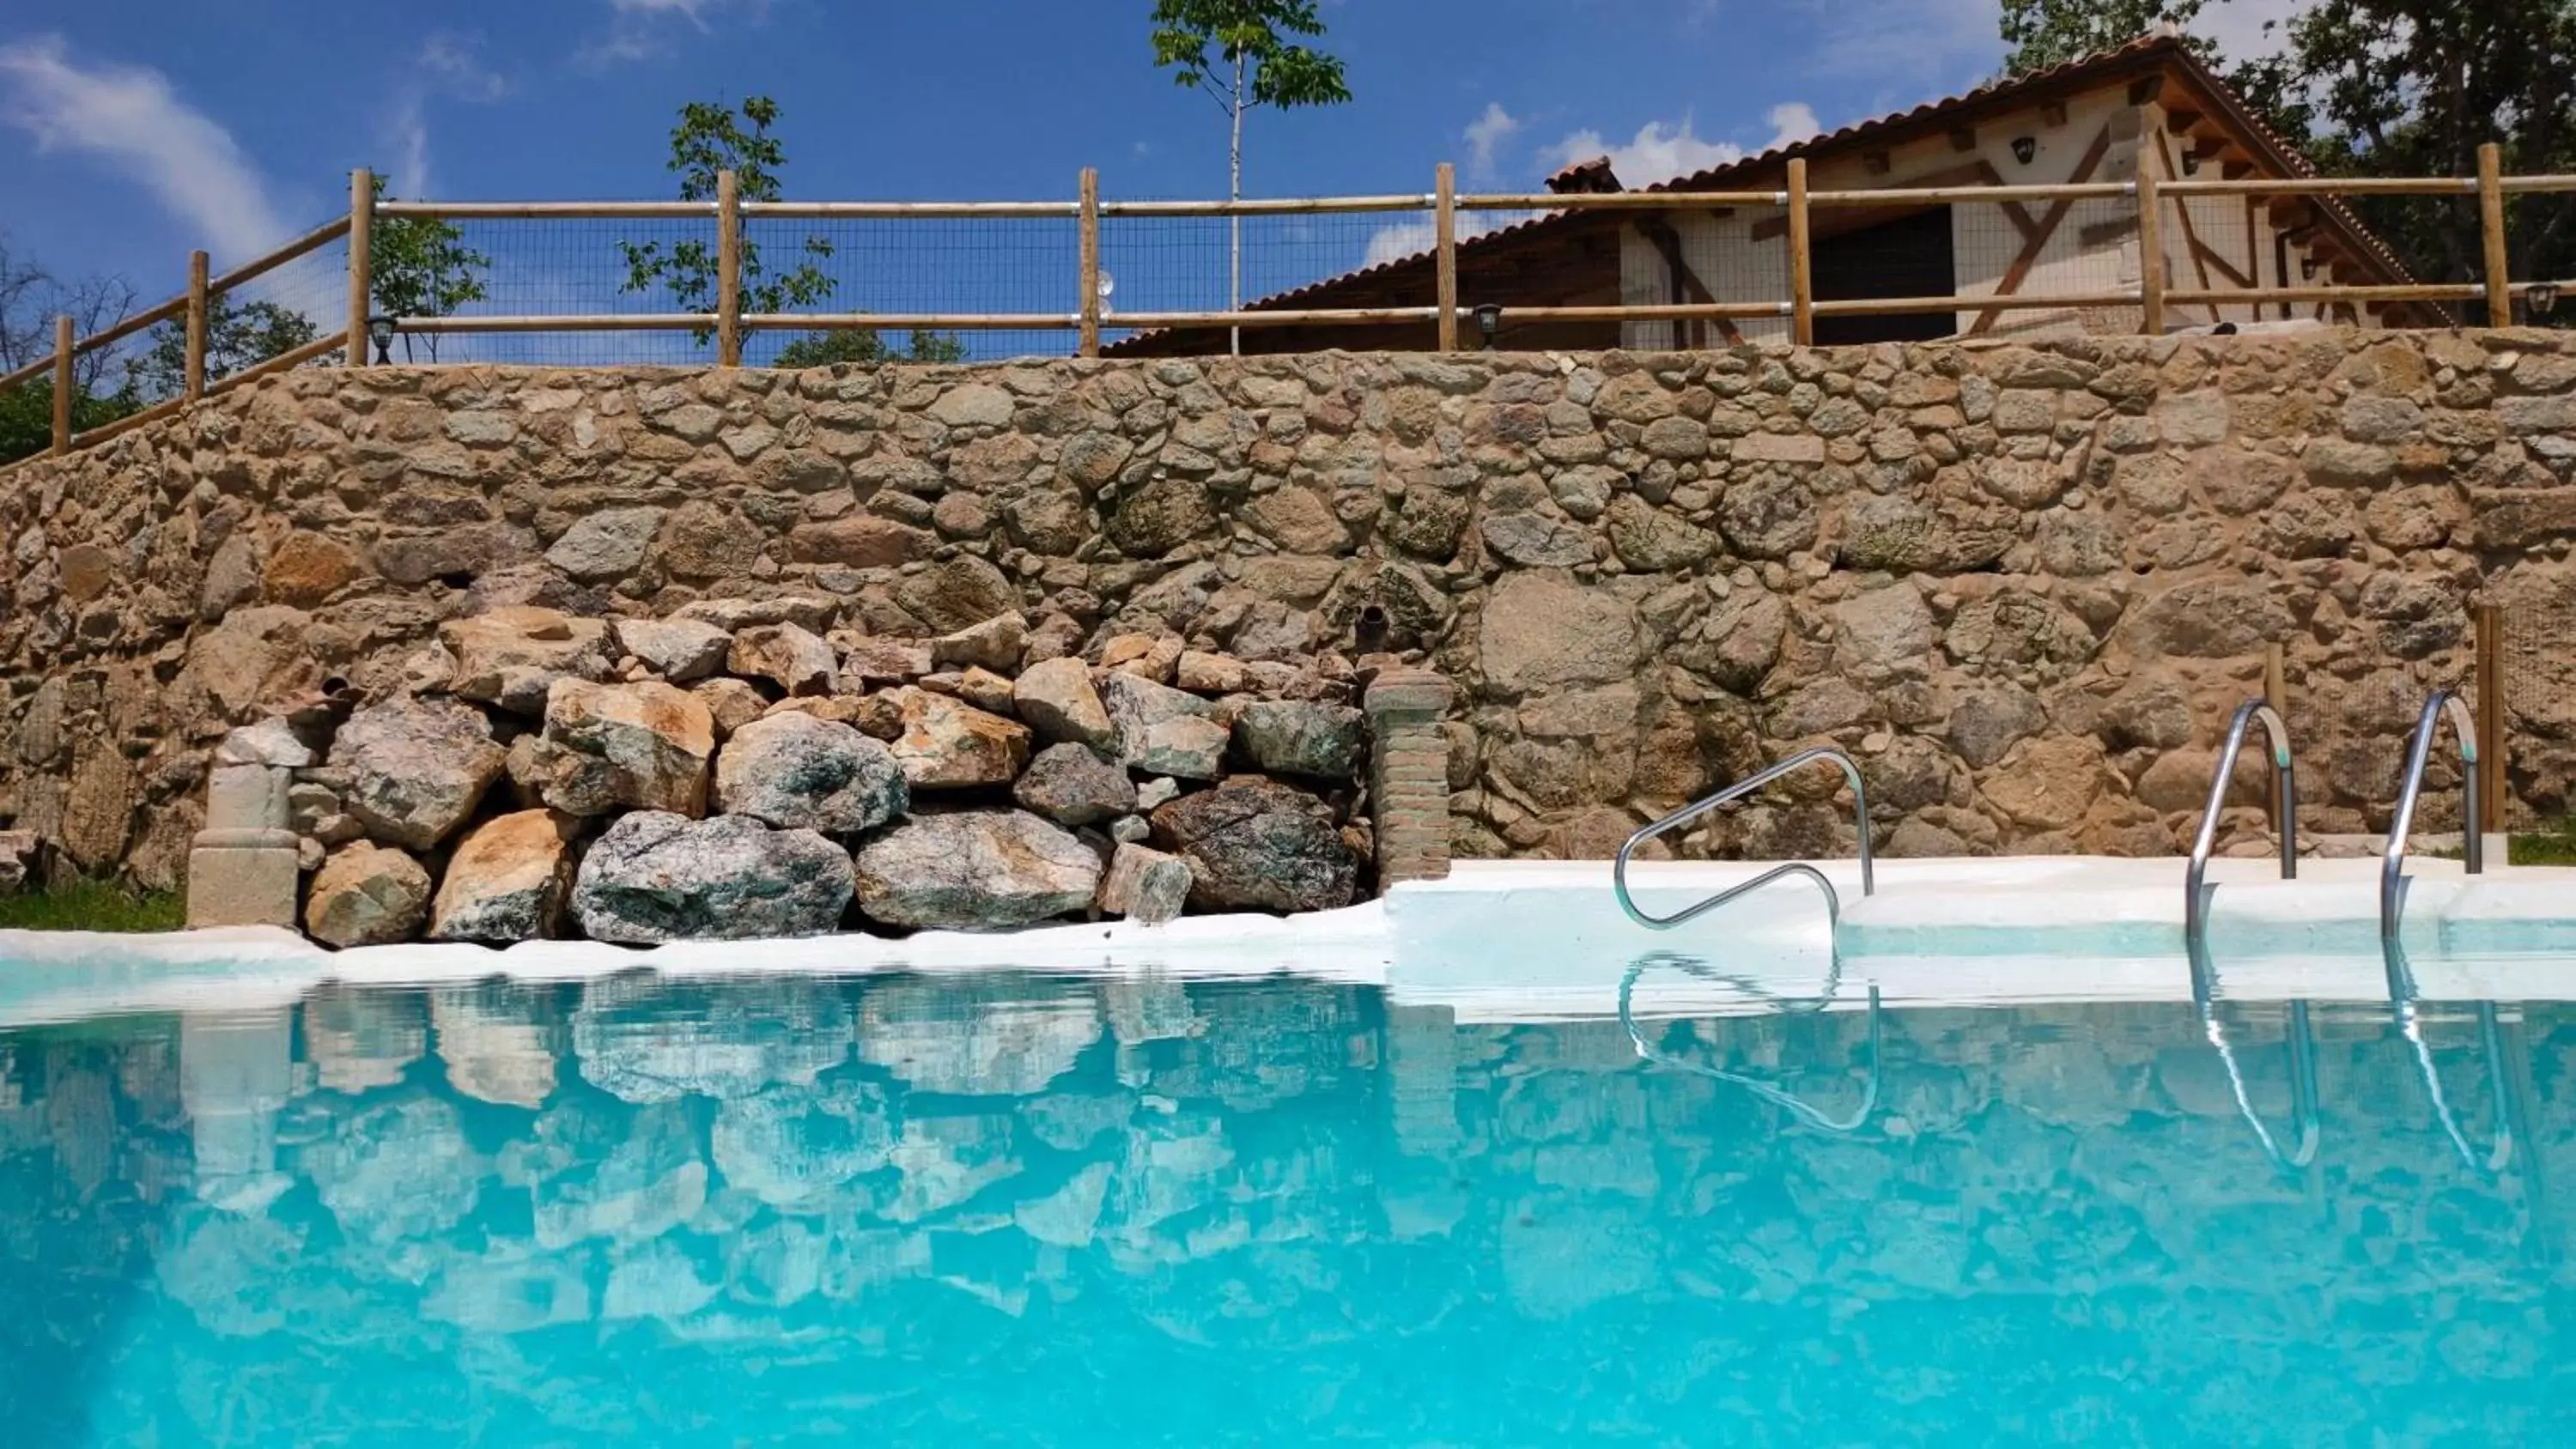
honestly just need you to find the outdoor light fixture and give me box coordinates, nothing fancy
[2530,283,2561,317]
[1473,303,1503,349]
[2300,258,2319,280]
[2181,152,2202,175]
[2010,136,2037,165]
[366,314,396,365]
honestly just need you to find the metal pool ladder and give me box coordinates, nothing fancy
[2180,700,2318,1170]
[2379,688,2511,1174]
[1613,746,1875,931]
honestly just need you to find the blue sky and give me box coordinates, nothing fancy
[0,0,2300,351]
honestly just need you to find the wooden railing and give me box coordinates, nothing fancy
[9,143,2576,467]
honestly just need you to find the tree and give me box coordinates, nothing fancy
[134,297,320,401]
[368,174,491,362]
[622,96,834,345]
[1149,0,1352,353]
[771,327,968,369]
[1999,0,2212,73]
[0,238,138,464]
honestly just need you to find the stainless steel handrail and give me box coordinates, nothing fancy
[2391,982,2516,1174]
[1613,746,1874,931]
[2183,700,2298,942]
[2379,689,2482,960]
[1618,953,1882,1134]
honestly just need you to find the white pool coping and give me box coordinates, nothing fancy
[0,855,2570,1026]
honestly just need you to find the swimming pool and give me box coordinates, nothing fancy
[2,949,2570,1445]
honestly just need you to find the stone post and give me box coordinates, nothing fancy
[1364,667,1455,894]
[185,760,301,930]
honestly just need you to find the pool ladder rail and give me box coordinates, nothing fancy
[2182,689,2510,1175]
[1612,745,1874,931]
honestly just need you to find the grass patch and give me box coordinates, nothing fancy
[0,878,186,933]
[2512,819,2576,867]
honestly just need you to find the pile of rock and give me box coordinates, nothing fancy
[250,601,1376,948]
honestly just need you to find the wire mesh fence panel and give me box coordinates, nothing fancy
[744,215,1082,366]
[388,218,722,367]
[1097,206,1433,351]
[2497,586,2576,833]
[194,225,352,391]
[1613,203,1791,349]
[2166,188,2485,329]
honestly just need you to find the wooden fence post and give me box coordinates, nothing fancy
[1785,158,1814,347]
[1435,162,1459,353]
[50,314,72,454]
[346,167,374,367]
[2477,141,2511,327]
[716,169,742,367]
[185,250,210,401]
[2263,643,2287,834]
[2476,602,2506,834]
[1078,168,1102,359]
[2136,167,2166,336]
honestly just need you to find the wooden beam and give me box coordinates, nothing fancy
[1787,157,1814,345]
[345,167,373,367]
[50,314,71,455]
[185,251,209,401]
[1078,167,1101,357]
[1948,127,1977,153]
[1969,122,2116,336]
[1436,161,1460,352]
[1632,218,1744,346]
[1752,159,2040,245]
[1863,149,1892,175]
[2128,75,2166,105]
[2476,602,2506,834]
[2138,165,2166,336]
[2040,101,2069,127]
[715,168,742,366]
[2480,141,2512,325]
[2164,108,2205,134]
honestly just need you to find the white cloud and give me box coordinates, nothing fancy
[0,34,289,259]
[1541,117,1744,188]
[1801,0,2000,88]
[420,33,511,102]
[1364,221,1436,269]
[1766,101,1822,148]
[581,0,769,65]
[385,34,510,202]
[1463,102,1522,182]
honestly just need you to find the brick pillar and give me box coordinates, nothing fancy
[1364,668,1455,894]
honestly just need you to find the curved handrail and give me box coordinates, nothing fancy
[2379,689,2482,962]
[2384,937,2515,1175]
[2183,933,2320,1169]
[2184,700,2299,942]
[1614,746,1874,931]
[1618,952,1882,1134]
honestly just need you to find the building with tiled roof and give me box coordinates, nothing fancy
[1113,33,2432,356]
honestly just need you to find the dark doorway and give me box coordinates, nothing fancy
[1810,205,1958,345]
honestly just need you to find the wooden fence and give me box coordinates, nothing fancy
[8,142,2576,464]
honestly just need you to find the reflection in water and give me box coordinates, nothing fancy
[0,968,2571,1446]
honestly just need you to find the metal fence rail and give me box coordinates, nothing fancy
[8,143,2576,469]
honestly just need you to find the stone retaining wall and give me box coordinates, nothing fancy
[3,330,2573,892]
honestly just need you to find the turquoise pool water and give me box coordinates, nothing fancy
[0,967,2569,1445]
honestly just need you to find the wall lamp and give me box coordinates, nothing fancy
[1473,303,1504,350]
[2010,136,2037,165]
[366,314,397,365]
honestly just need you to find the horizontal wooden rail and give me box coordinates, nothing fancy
[1113,306,1437,329]
[1457,191,1787,210]
[1813,182,2135,207]
[204,333,349,396]
[2166,282,2484,306]
[746,201,1080,220]
[1481,301,1791,324]
[374,202,715,221]
[2499,176,2576,194]
[398,314,721,334]
[744,312,1080,331]
[69,396,188,450]
[1100,196,1431,217]
[2160,176,2477,197]
[1810,290,2142,317]
[208,215,353,294]
[73,295,187,357]
[0,355,53,393]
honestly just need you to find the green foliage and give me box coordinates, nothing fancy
[2512,818,2576,866]
[0,378,137,467]
[771,327,968,369]
[368,174,491,361]
[0,878,185,933]
[134,296,321,403]
[621,95,835,343]
[2000,0,2213,71]
[1149,0,1352,112]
